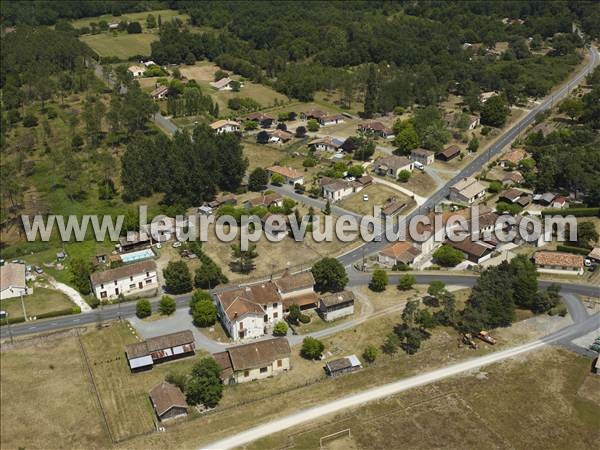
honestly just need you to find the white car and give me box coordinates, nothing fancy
[584,258,592,267]
[414,161,425,171]
[363,194,369,201]
[172,241,182,248]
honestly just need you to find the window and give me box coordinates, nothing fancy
[129,284,135,289]
[260,367,268,373]
[100,291,107,298]
[239,321,243,329]
[114,280,117,285]
[130,276,133,281]
[244,370,249,377]
[273,302,278,307]
[100,283,104,289]
[146,271,150,277]
[146,279,152,284]
[274,312,278,318]
[277,359,282,368]
[264,314,268,323]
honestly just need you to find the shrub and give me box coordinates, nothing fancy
[192,299,217,327]
[398,274,416,291]
[301,337,324,359]
[136,299,152,318]
[307,119,319,132]
[432,244,464,267]
[556,245,591,256]
[273,321,288,336]
[159,295,177,315]
[299,313,311,324]
[362,345,378,363]
[397,170,411,183]
[369,269,388,292]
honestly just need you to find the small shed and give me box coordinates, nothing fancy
[319,291,355,321]
[149,381,188,421]
[325,355,362,377]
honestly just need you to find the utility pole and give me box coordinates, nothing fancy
[20,294,27,321]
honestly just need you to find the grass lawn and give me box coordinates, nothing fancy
[338,184,412,217]
[80,322,209,441]
[1,286,75,320]
[80,33,158,58]
[248,347,600,449]
[0,336,111,449]
[401,169,438,196]
[243,141,287,172]
[354,284,427,312]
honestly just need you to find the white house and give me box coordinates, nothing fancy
[213,338,291,385]
[410,148,435,166]
[372,155,413,178]
[321,178,355,202]
[267,165,304,186]
[215,283,283,341]
[0,263,30,300]
[377,241,421,268]
[128,65,145,77]
[215,271,316,341]
[90,260,158,300]
[150,85,169,100]
[534,251,584,276]
[449,177,486,204]
[210,77,236,91]
[308,136,344,152]
[319,291,355,321]
[210,119,240,134]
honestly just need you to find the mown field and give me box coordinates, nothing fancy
[0,335,111,449]
[80,33,158,59]
[0,286,75,320]
[70,9,189,30]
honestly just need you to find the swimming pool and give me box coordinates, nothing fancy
[120,248,155,263]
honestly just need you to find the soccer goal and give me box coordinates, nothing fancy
[319,428,351,449]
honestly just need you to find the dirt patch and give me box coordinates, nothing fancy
[179,62,220,82]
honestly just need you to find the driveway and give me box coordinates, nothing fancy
[128,308,227,353]
[48,278,92,313]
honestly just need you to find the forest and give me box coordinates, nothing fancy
[142,1,598,110]
[523,67,600,207]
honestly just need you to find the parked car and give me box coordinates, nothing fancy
[414,161,425,171]
[172,241,182,248]
[584,258,592,267]
[34,266,44,274]
[363,194,369,201]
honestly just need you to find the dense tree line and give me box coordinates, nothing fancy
[523,67,600,206]
[0,1,168,26]
[121,124,248,206]
[144,1,593,109]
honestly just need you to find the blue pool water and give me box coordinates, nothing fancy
[120,248,155,263]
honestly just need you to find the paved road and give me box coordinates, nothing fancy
[2,273,597,340]
[201,309,600,450]
[337,45,600,267]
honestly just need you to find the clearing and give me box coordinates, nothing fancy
[338,184,414,217]
[0,333,111,449]
[70,9,189,30]
[80,33,158,59]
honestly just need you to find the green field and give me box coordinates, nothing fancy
[1,287,75,320]
[80,33,158,59]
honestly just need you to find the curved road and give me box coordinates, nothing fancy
[2,273,597,340]
[202,308,599,450]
